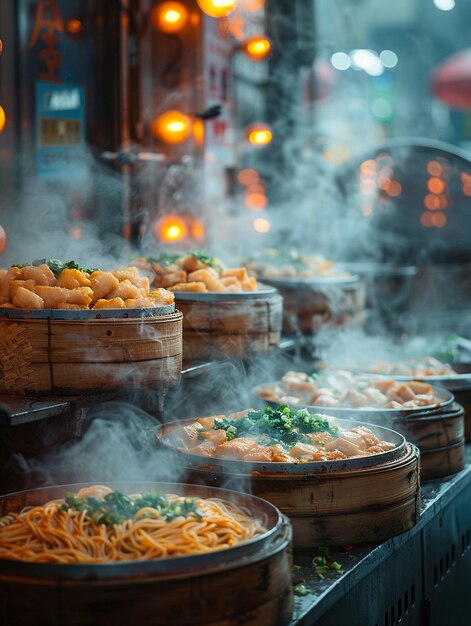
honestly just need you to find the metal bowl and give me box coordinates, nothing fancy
[256,275,360,289]
[156,417,406,474]
[173,283,277,302]
[364,369,471,392]
[253,380,455,418]
[0,481,285,579]
[0,304,175,320]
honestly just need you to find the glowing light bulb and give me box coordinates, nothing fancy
[242,36,272,61]
[240,0,265,11]
[247,123,272,146]
[191,220,206,240]
[66,18,84,35]
[150,110,192,144]
[196,0,237,19]
[0,225,7,254]
[0,106,5,133]
[238,168,259,186]
[149,2,189,34]
[245,192,267,211]
[155,215,188,242]
[253,217,271,233]
[192,118,205,145]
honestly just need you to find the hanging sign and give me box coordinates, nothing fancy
[35,81,86,180]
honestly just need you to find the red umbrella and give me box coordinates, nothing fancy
[431,48,471,110]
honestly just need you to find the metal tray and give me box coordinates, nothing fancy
[253,381,455,417]
[156,417,406,474]
[173,283,277,301]
[364,370,471,392]
[257,275,359,289]
[0,481,283,579]
[0,303,175,320]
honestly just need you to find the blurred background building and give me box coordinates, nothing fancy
[0,0,470,283]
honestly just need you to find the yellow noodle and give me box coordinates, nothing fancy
[0,486,265,564]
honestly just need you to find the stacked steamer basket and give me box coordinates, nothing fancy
[0,262,183,487]
[244,250,365,336]
[141,252,282,365]
[0,482,293,626]
[390,363,471,443]
[0,263,183,395]
[156,413,420,549]
[254,371,465,481]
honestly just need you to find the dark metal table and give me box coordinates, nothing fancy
[290,447,471,625]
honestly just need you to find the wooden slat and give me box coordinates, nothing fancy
[0,313,183,395]
[178,294,282,363]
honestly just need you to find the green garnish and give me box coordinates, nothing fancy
[11,259,101,276]
[60,490,204,525]
[213,405,338,448]
[187,248,222,271]
[311,547,345,578]
[146,253,182,268]
[436,334,459,363]
[293,582,309,596]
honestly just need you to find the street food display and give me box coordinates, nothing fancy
[161,405,398,464]
[0,484,265,563]
[256,370,447,410]
[244,249,351,280]
[0,260,174,309]
[140,250,258,293]
[366,356,457,377]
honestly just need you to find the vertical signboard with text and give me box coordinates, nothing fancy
[35,81,86,181]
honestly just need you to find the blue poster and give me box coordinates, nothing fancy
[35,81,87,180]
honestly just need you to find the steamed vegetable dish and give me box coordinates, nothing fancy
[140,250,258,293]
[257,370,441,410]
[0,259,174,309]
[163,405,396,463]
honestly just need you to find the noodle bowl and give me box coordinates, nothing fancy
[0,484,266,564]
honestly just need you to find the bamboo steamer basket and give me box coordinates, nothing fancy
[0,481,293,626]
[353,364,471,441]
[256,275,365,336]
[374,364,471,442]
[174,286,282,364]
[255,382,464,480]
[156,419,420,548]
[0,306,183,395]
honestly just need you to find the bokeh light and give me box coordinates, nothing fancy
[247,123,272,146]
[155,215,189,242]
[0,106,6,133]
[149,2,189,34]
[242,36,272,61]
[196,0,237,19]
[427,177,446,194]
[253,217,271,233]
[0,225,7,254]
[65,18,84,35]
[238,168,259,185]
[150,110,192,144]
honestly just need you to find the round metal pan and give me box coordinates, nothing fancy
[173,283,277,301]
[0,481,283,579]
[0,303,175,320]
[156,417,406,474]
[338,262,417,278]
[253,381,455,417]
[252,377,455,417]
[255,275,359,289]
[364,370,471,392]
